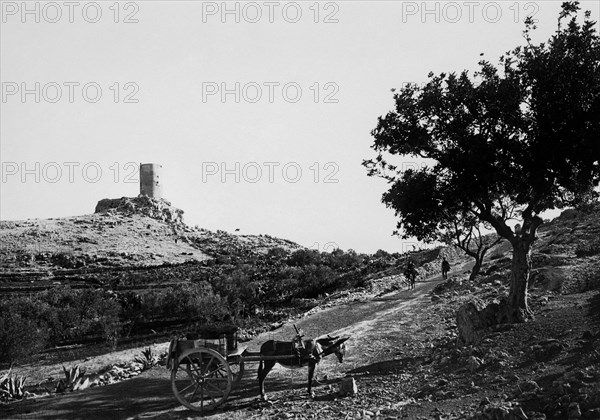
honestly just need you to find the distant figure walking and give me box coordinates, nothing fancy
[404,259,417,290]
[441,258,450,280]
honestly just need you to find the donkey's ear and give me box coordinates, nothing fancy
[329,335,339,341]
[334,337,350,347]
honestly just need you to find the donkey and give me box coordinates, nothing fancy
[404,267,417,290]
[257,335,349,400]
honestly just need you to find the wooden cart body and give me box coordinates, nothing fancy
[168,330,299,412]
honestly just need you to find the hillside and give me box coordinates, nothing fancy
[0,195,315,366]
[0,195,303,294]
[0,195,302,272]
[1,195,454,368]
[1,204,599,419]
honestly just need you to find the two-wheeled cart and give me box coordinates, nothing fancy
[166,326,304,412]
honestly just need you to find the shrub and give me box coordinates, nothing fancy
[138,282,227,324]
[0,369,27,401]
[0,287,124,363]
[266,247,288,260]
[55,365,89,393]
[373,249,391,259]
[134,348,158,370]
[287,249,321,267]
[575,242,600,258]
[296,264,338,299]
[0,301,49,364]
[272,276,303,302]
[39,288,121,347]
[322,249,363,271]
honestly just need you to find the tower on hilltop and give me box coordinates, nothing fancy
[139,163,162,199]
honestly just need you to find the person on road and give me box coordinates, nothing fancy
[441,258,450,280]
[404,259,417,289]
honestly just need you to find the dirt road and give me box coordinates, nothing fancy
[1,273,447,420]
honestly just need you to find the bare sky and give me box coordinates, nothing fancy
[1,1,598,253]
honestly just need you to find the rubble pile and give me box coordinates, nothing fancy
[94,195,185,224]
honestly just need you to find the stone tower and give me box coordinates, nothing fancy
[139,163,162,199]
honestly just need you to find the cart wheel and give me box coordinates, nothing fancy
[171,348,232,412]
[227,355,245,388]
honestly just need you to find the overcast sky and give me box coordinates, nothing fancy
[1,1,599,254]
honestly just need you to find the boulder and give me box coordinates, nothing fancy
[339,376,358,396]
[481,273,507,285]
[456,299,500,345]
[569,402,582,419]
[475,405,529,420]
[529,267,567,292]
[531,341,564,362]
[467,356,482,372]
[518,380,540,393]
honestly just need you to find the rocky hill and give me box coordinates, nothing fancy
[2,195,452,367]
[0,196,311,363]
[0,195,303,292]
[1,205,598,419]
[1,201,599,419]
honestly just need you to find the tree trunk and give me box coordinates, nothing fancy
[469,256,483,281]
[507,239,533,323]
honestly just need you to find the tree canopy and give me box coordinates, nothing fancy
[365,2,600,321]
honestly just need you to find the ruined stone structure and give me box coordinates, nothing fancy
[94,195,184,224]
[140,163,162,199]
[93,163,182,223]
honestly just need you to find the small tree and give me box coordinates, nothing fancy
[441,216,502,281]
[383,176,502,280]
[365,2,600,322]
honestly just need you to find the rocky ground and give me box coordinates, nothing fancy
[1,205,599,419]
[2,257,599,419]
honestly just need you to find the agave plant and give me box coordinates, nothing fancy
[134,347,157,370]
[0,368,27,401]
[55,365,89,393]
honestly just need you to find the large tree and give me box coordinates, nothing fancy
[365,2,600,322]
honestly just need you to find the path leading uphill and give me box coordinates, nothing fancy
[1,271,452,420]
